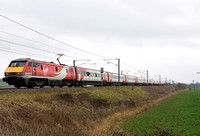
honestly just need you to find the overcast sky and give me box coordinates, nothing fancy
[1,0,200,83]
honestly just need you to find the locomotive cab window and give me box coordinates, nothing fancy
[66,68,68,73]
[56,67,58,72]
[41,65,43,70]
[9,61,27,67]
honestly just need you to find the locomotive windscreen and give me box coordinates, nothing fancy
[9,61,27,67]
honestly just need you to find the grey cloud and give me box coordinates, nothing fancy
[2,0,199,42]
[2,0,200,50]
[1,0,200,83]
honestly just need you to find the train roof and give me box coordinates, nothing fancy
[12,58,68,66]
[12,58,32,62]
[12,58,55,63]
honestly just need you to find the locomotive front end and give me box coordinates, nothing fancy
[3,59,28,88]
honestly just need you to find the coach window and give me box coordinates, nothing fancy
[41,65,43,70]
[81,71,85,76]
[56,67,58,72]
[86,72,90,76]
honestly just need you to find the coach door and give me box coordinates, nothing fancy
[106,73,109,82]
[77,69,81,81]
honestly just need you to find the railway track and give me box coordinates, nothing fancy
[0,86,127,94]
[0,87,86,94]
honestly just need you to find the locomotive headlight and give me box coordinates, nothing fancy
[18,72,25,75]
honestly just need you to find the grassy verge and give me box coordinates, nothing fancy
[124,90,200,135]
[0,86,178,136]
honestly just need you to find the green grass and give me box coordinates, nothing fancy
[0,87,147,105]
[0,86,149,136]
[124,90,200,136]
[0,82,14,88]
[0,86,176,136]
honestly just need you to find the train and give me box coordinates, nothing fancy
[3,58,163,88]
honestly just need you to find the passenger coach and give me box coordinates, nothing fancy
[3,58,162,88]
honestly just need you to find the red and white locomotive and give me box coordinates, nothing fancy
[3,58,161,88]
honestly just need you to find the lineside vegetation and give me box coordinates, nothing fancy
[0,86,178,136]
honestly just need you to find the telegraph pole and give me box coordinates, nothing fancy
[73,59,90,67]
[192,80,195,90]
[101,68,104,87]
[73,60,76,68]
[73,60,77,87]
[159,75,161,84]
[118,58,120,88]
[103,58,120,88]
[73,59,90,87]
[138,70,148,85]
[147,70,148,84]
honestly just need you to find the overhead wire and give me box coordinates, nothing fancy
[0,15,139,70]
[0,15,163,80]
[0,39,83,60]
[0,31,101,60]
[121,60,140,71]
[0,15,107,59]
[0,47,55,60]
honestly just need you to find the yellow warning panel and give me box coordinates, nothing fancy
[5,67,24,73]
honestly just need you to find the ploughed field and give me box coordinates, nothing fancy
[124,90,200,135]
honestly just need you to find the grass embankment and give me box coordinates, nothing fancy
[124,90,200,135]
[0,86,178,136]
